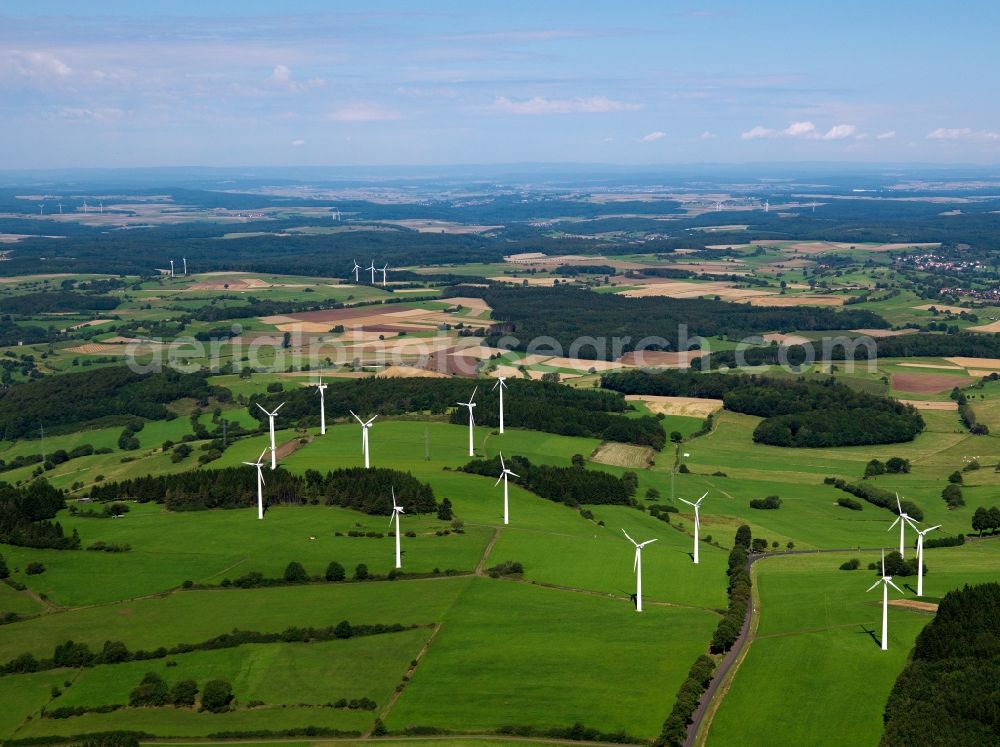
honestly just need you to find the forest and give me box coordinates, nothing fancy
[87,465,438,514]
[602,370,924,447]
[881,582,1000,746]
[0,479,77,549]
[444,285,888,359]
[460,454,636,507]
[249,377,665,449]
[0,291,120,314]
[0,367,220,438]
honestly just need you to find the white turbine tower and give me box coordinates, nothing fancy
[379,263,388,286]
[169,259,175,278]
[182,257,188,275]
[914,524,941,597]
[494,451,519,525]
[888,494,919,557]
[389,487,405,569]
[308,377,328,435]
[866,549,903,651]
[351,260,361,283]
[242,447,269,520]
[350,411,377,468]
[492,376,507,434]
[367,260,376,284]
[622,530,657,612]
[677,492,709,564]
[256,402,285,470]
[457,385,478,457]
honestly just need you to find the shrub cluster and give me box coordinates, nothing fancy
[971,506,1000,535]
[824,477,924,521]
[710,525,753,655]
[655,655,716,747]
[749,495,781,510]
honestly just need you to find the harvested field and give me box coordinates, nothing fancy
[488,276,570,286]
[854,328,914,338]
[888,599,938,613]
[891,372,971,393]
[966,320,1000,333]
[442,297,492,312]
[380,219,502,234]
[377,366,449,379]
[186,277,271,291]
[67,319,113,330]
[761,333,811,346]
[618,280,768,300]
[897,399,959,411]
[540,356,622,372]
[750,295,844,307]
[65,343,131,355]
[966,369,1000,377]
[617,350,706,368]
[896,362,963,371]
[624,394,722,418]
[945,356,1000,369]
[590,443,655,469]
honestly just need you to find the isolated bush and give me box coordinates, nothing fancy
[437,497,453,521]
[283,561,309,584]
[839,558,860,571]
[837,496,863,511]
[325,561,346,582]
[948,470,963,484]
[749,495,782,510]
[942,484,964,508]
[354,563,369,581]
[170,679,198,707]
[864,459,886,478]
[25,562,46,575]
[200,679,233,712]
[129,672,169,707]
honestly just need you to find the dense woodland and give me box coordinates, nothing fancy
[602,370,924,447]
[443,285,887,359]
[881,583,999,746]
[0,479,77,549]
[87,466,438,514]
[0,367,220,438]
[0,291,120,314]
[250,377,665,449]
[461,454,636,507]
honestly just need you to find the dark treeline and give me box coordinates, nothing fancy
[0,319,54,347]
[0,367,219,439]
[0,479,78,549]
[249,377,665,449]
[602,370,924,448]
[443,285,887,360]
[460,454,636,507]
[87,466,438,515]
[696,332,1000,370]
[0,291,120,314]
[824,477,924,522]
[881,583,1000,746]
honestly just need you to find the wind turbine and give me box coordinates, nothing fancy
[914,524,941,597]
[379,263,388,287]
[256,402,285,470]
[309,377,328,435]
[243,447,269,520]
[888,494,919,557]
[389,487,405,569]
[677,492,709,564]
[182,257,188,275]
[457,385,478,457]
[764,199,770,213]
[169,260,175,278]
[38,203,44,215]
[350,260,361,283]
[866,549,903,651]
[494,451,519,525]
[367,260,376,284]
[350,410,377,468]
[622,530,657,612]
[492,376,507,434]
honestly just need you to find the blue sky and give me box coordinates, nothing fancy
[1,1,998,168]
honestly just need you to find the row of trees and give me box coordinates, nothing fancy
[445,284,887,360]
[0,290,120,314]
[824,477,925,521]
[460,454,636,507]
[250,377,665,450]
[603,370,924,448]
[881,582,1000,746]
[971,506,1000,535]
[87,465,438,515]
[0,366,220,439]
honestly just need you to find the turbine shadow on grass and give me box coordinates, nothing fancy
[858,624,882,649]
[903,583,916,594]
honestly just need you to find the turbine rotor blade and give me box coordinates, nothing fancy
[887,578,904,593]
[621,528,638,546]
[495,475,503,487]
[866,579,882,593]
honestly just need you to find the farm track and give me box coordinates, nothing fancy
[688,547,886,747]
[373,622,444,733]
[149,735,629,746]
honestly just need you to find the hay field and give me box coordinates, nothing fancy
[589,442,655,468]
[624,394,722,418]
[750,295,844,307]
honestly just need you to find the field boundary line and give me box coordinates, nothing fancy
[476,526,502,575]
[373,622,445,732]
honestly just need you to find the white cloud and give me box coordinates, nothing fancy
[927,127,1000,141]
[328,102,400,122]
[491,95,639,115]
[59,107,124,122]
[269,65,292,83]
[700,130,716,140]
[290,139,305,146]
[876,130,896,140]
[640,131,666,143]
[265,64,323,92]
[742,121,859,141]
[741,125,775,140]
[3,50,73,80]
